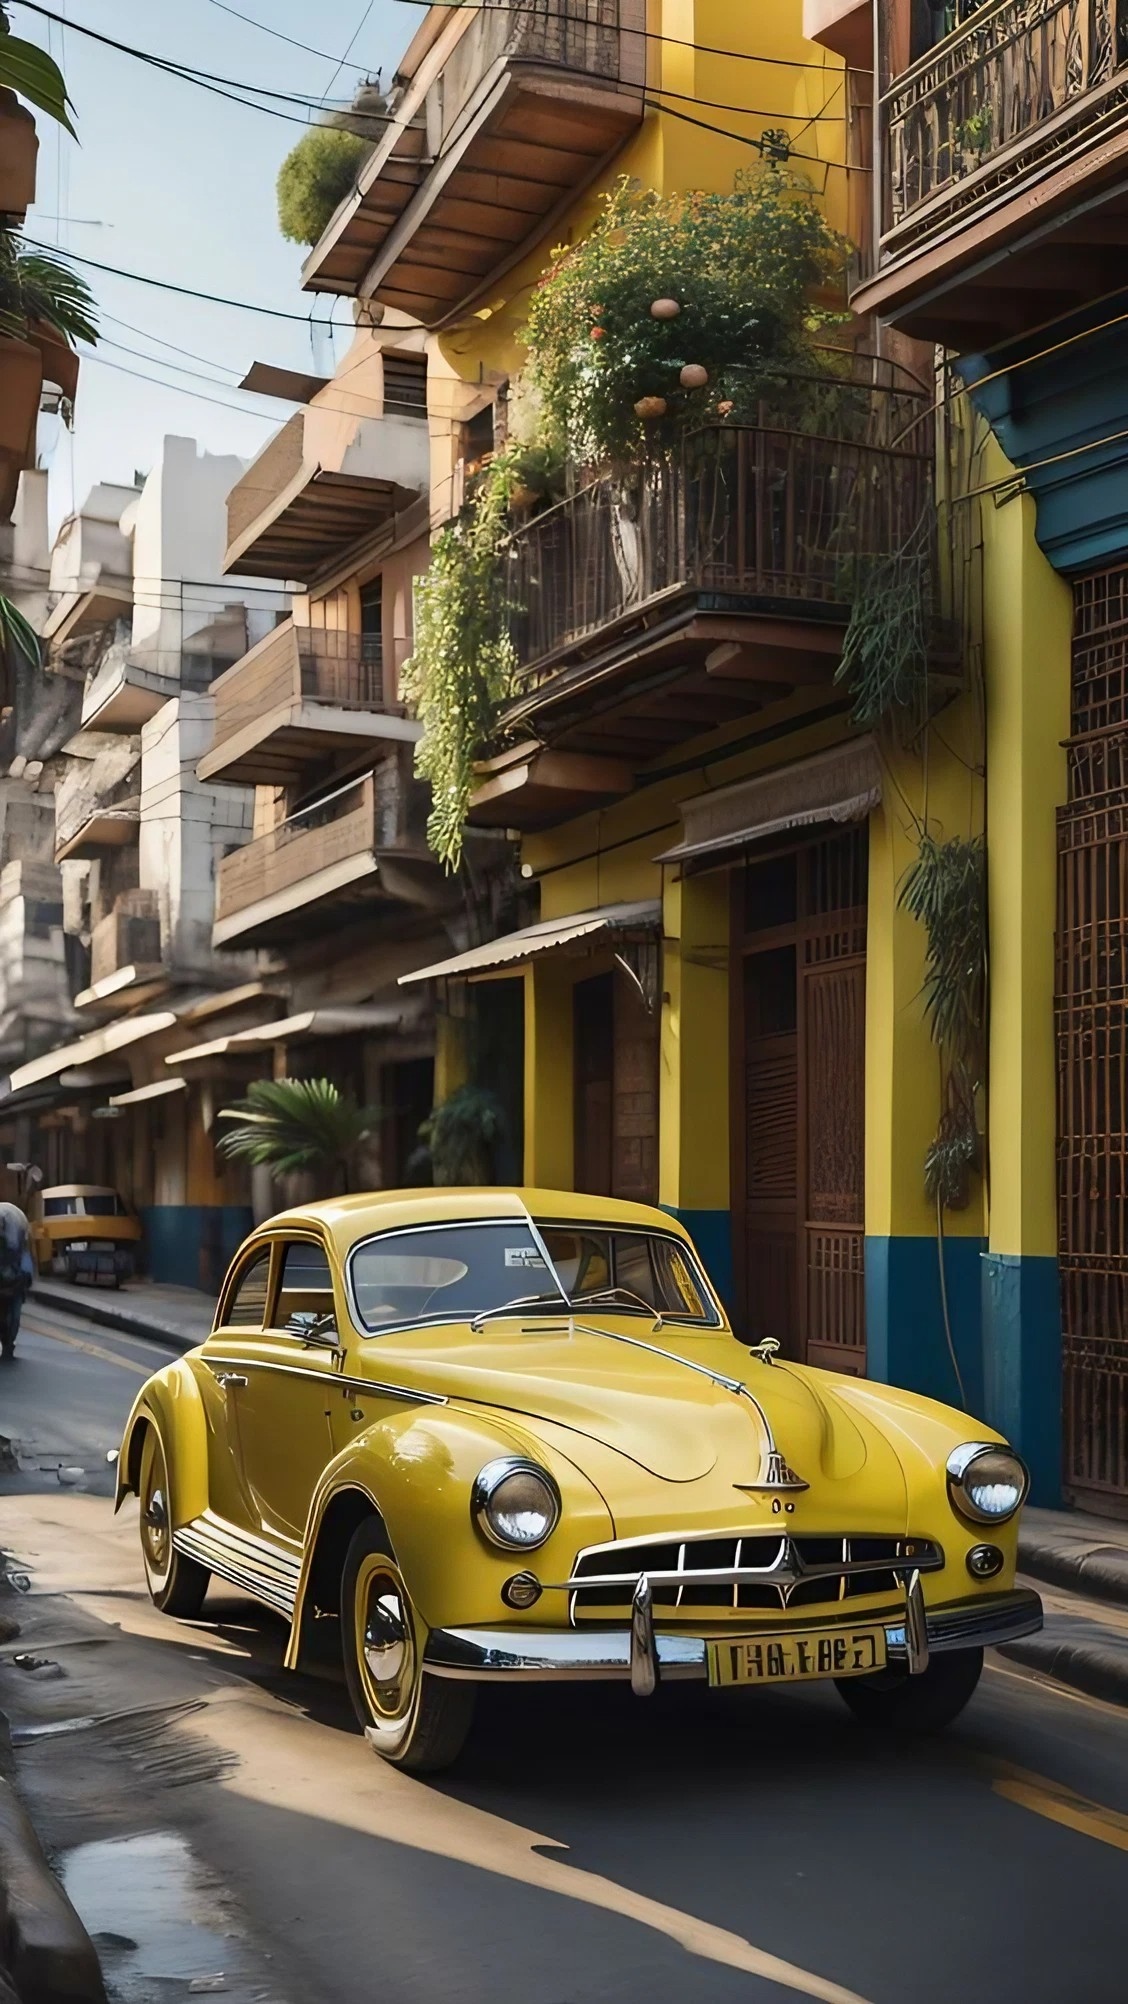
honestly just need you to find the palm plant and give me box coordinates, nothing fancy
[418,1086,507,1185]
[0,235,97,345]
[0,591,40,667]
[217,1078,382,1196]
[0,5,75,133]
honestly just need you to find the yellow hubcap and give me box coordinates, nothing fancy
[355,1554,416,1723]
[139,1429,170,1582]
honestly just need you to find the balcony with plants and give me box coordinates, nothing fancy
[854,0,1128,344]
[300,0,646,319]
[198,617,420,789]
[405,166,942,861]
[212,752,446,951]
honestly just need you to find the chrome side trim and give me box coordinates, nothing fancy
[203,1355,447,1406]
[173,1510,302,1618]
[423,1588,1044,1684]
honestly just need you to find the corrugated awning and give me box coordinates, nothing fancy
[399,901,663,986]
[656,739,882,867]
[110,1077,189,1108]
[170,1001,423,1067]
[0,1012,179,1103]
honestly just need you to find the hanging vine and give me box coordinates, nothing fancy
[836,534,933,739]
[898,832,987,1210]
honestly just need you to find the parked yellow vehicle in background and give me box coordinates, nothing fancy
[31,1184,142,1287]
[116,1188,1042,1773]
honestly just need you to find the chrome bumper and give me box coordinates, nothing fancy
[423,1587,1043,1686]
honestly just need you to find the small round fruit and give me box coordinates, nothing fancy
[680,363,709,389]
[650,297,681,319]
[634,395,668,419]
[590,326,606,340]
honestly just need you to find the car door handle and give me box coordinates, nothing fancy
[214,1371,248,1389]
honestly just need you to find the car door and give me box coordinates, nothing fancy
[196,1241,274,1533]
[224,1234,345,1546]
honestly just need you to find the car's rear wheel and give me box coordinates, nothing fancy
[138,1424,209,1617]
[341,1517,475,1774]
[835,1646,983,1732]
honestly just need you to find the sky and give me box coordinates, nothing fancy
[14,0,412,533]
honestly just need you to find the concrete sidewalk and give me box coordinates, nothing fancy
[28,1276,214,1353]
[999,1506,1128,1709]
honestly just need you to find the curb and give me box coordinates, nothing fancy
[1018,1526,1128,1612]
[0,1758,106,2004]
[28,1284,196,1356]
[1000,1627,1128,1711]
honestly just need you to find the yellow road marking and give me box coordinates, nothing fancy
[987,1757,1128,1853]
[20,1316,153,1377]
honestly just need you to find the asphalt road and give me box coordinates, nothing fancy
[2,1300,1128,2004]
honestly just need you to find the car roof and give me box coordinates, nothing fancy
[263,1187,692,1252]
[40,1185,121,1198]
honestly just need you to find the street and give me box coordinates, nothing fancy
[0,1299,1125,2004]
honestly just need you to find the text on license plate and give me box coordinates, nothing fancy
[707,1624,887,1688]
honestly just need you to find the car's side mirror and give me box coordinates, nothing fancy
[286,1309,341,1350]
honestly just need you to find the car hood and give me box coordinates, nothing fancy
[359,1324,906,1500]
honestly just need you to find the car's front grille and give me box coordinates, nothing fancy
[569,1532,944,1618]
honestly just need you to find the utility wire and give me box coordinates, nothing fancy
[319,0,377,104]
[20,239,339,325]
[200,0,372,74]
[389,0,845,72]
[78,349,287,420]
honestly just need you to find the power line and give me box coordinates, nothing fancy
[200,0,371,75]
[389,0,845,73]
[319,0,377,105]
[21,238,340,325]
[100,312,242,380]
[78,348,287,420]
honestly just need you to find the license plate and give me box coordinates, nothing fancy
[707,1623,887,1688]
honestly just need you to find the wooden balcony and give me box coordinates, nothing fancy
[212,758,448,950]
[198,621,420,787]
[302,0,645,320]
[475,379,934,801]
[855,0,1128,345]
[224,407,429,581]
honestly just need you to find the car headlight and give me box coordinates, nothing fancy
[472,1457,560,1551]
[947,1442,1029,1525]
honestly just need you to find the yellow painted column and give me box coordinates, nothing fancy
[659,869,733,1296]
[981,478,1072,1502]
[523,961,575,1189]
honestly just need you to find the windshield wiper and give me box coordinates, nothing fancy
[469,1292,568,1332]
[571,1284,663,1329]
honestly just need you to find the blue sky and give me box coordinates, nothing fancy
[15,0,411,528]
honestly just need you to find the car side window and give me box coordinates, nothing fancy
[224,1249,272,1329]
[274,1240,335,1333]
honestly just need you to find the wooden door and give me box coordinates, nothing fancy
[733,830,868,1369]
[574,967,659,1204]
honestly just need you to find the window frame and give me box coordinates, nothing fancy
[270,1234,339,1338]
[215,1230,339,1338]
[344,1216,723,1339]
[216,1242,276,1333]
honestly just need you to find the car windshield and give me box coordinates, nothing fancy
[349,1219,718,1333]
[43,1194,122,1217]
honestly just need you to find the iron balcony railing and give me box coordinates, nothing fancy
[503,393,934,684]
[437,0,642,152]
[880,0,1128,262]
[209,621,396,758]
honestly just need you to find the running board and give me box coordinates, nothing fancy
[174,1510,301,1618]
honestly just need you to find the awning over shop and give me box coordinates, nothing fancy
[0,1011,179,1104]
[110,1077,189,1108]
[656,739,882,868]
[170,1001,424,1067]
[399,901,663,986]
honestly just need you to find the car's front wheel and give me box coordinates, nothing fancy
[836,1646,983,1732]
[341,1517,475,1774]
[137,1424,209,1618]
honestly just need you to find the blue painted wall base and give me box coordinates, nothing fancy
[140,1205,254,1295]
[981,1251,1062,1507]
[665,1208,734,1312]
[865,1235,985,1419]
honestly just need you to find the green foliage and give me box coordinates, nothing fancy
[521,165,848,465]
[837,546,932,735]
[277,127,370,246]
[216,1077,381,1194]
[418,1086,507,1186]
[401,450,528,869]
[899,834,987,1208]
[0,233,98,345]
[0,591,40,669]
[0,10,75,134]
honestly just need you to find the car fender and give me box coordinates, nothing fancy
[114,1361,210,1528]
[286,1402,614,1669]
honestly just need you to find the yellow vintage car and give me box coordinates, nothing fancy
[116,1189,1042,1772]
[32,1184,142,1286]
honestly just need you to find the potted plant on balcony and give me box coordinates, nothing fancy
[0,233,96,509]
